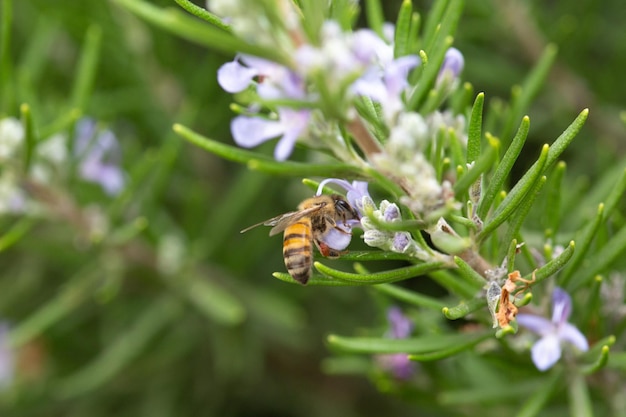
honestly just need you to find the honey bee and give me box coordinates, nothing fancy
[241,194,360,284]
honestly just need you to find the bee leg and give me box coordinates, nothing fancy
[315,239,347,259]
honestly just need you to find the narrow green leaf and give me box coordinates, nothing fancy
[336,250,417,262]
[408,12,421,55]
[20,103,36,173]
[478,116,530,219]
[71,24,102,111]
[408,332,491,361]
[506,239,518,273]
[571,223,626,291]
[545,108,589,168]
[315,261,448,284]
[514,370,563,417]
[559,204,603,288]
[500,176,547,257]
[174,123,360,177]
[453,135,497,197]
[0,218,35,252]
[327,332,483,354]
[543,161,566,233]
[529,240,575,285]
[55,297,183,398]
[364,0,385,37]
[601,167,626,220]
[582,345,610,375]
[394,0,413,58]
[429,269,477,299]
[442,296,486,320]
[0,0,14,109]
[173,0,231,31]
[409,0,464,110]
[501,44,557,141]
[466,92,484,163]
[112,0,287,64]
[453,256,487,288]
[183,277,246,325]
[421,0,449,48]
[439,378,542,405]
[7,267,98,348]
[372,283,447,310]
[273,272,360,286]
[478,144,549,242]
[568,372,594,417]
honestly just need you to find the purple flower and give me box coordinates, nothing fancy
[376,307,415,380]
[74,119,125,196]
[352,55,420,122]
[436,47,464,86]
[517,287,589,371]
[217,55,306,100]
[231,108,311,161]
[315,178,372,216]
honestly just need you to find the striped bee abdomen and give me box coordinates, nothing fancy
[283,219,313,285]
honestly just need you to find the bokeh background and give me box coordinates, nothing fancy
[1,0,625,416]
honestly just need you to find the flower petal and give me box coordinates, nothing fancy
[318,226,352,251]
[551,287,572,324]
[559,322,589,352]
[230,116,284,149]
[530,334,562,371]
[516,314,554,336]
[217,60,258,93]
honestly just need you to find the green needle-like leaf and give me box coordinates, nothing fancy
[466,92,484,163]
[478,144,549,242]
[327,332,485,354]
[529,240,575,284]
[501,44,557,141]
[71,24,102,111]
[478,116,529,219]
[442,296,486,320]
[20,103,36,173]
[394,0,413,58]
[568,372,594,417]
[372,283,447,310]
[364,0,384,36]
[514,370,563,417]
[112,0,287,64]
[453,256,487,288]
[173,0,231,31]
[571,225,626,291]
[55,297,184,398]
[315,261,448,284]
[559,204,603,288]
[0,218,35,252]
[582,345,610,375]
[408,332,491,361]
[7,267,99,348]
[174,124,360,177]
[453,135,497,197]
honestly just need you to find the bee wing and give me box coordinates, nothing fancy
[240,206,323,236]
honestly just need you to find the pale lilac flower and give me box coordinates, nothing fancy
[231,108,311,161]
[74,119,125,196]
[376,307,415,380]
[436,47,464,86]
[0,322,14,389]
[315,178,373,216]
[352,55,420,122]
[217,55,306,100]
[517,287,589,371]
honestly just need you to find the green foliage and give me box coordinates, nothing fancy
[1,0,626,416]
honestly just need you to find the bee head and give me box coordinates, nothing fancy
[333,195,360,221]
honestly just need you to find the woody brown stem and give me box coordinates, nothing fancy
[346,117,383,159]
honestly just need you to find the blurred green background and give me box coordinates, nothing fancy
[1,0,625,416]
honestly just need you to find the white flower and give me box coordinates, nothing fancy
[0,118,24,161]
